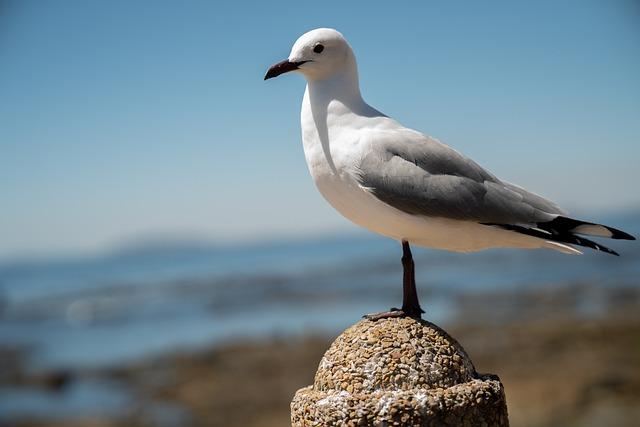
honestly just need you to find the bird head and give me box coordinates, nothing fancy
[264,28,356,82]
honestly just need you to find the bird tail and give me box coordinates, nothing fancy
[483,216,635,256]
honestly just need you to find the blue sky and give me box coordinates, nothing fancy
[1,0,639,259]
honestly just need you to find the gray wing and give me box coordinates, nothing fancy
[355,132,565,224]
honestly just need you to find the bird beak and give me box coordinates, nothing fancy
[264,60,307,80]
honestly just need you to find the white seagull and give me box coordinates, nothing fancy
[264,28,635,319]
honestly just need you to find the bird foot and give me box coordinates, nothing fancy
[363,307,423,321]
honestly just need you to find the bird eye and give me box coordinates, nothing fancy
[313,44,324,54]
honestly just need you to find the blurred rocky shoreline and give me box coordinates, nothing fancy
[3,282,639,427]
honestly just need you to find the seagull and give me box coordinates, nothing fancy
[264,28,635,319]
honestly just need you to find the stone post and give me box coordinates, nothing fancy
[291,317,509,426]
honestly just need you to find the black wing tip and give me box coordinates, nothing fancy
[483,222,622,256]
[608,228,636,241]
[550,216,635,240]
[592,244,619,256]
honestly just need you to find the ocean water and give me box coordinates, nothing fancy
[0,212,638,371]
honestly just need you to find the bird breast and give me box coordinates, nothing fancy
[299,90,406,239]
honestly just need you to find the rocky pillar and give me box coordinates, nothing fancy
[291,317,508,426]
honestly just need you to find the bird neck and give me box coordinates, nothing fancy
[302,65,367,177]
[306,65,366,114]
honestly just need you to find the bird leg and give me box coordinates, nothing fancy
[364,240,425,320]
[401,241,425,317]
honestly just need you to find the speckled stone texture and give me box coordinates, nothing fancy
[291,317,509,426]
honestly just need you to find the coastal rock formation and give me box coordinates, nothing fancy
[291,317,509,426]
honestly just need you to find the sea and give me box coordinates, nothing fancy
[1,211,638,371]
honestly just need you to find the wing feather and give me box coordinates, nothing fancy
[355,131,563,224]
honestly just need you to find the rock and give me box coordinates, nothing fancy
[291,317,509,426]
